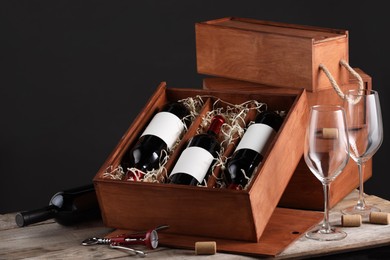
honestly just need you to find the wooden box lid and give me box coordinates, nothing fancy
[196,17,349,92]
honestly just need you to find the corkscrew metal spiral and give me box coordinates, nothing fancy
[81,237,111,245]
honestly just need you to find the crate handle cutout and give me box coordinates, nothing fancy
[319,59,364,99]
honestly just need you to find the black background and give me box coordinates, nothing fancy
[1,0,389,217]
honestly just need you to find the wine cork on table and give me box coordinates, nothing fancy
[195,241,217,255]
[370,212,390,225]
[341,214,362,227]
[322,128,338,139]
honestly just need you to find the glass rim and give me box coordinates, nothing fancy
[345,89,378,96]
[311,104,344,112]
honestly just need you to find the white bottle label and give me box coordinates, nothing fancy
[235,124,276,155]
[140,112,185,149]
[170,146,214,183]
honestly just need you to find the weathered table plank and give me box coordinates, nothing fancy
[277,191,390,259]
[1,191,389,259]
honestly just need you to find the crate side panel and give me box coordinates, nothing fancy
[248,90,308,240]
[196,23,313,90]
[95,181,257,241]
[279,158,372,210]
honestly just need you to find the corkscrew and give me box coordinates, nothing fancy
[81,225,169,257]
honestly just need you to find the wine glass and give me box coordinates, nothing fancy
[342,89,383,216]
[304,105,349,241]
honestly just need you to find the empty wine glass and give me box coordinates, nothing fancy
[342,89,383,216]
[304,105,349,241]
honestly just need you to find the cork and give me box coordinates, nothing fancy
[322,128,338,139]
[195,241,217,255]
[341,214,362,227]
[369,212,390,225]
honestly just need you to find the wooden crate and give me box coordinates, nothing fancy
[196,17,349,91]
[94,82,310,242]
[202,68,373,210]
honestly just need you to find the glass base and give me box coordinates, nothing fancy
[305,226,347,241]
[342,204,381,217]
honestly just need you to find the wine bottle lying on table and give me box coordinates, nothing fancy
[15,184,101,227]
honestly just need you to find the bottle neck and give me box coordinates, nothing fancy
[15,205,57,227]
[206,115,225,136]
[255,111,283,131]
[163,102,190,121]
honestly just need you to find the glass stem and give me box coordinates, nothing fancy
[356,162,366,210]
[322,183,331,232]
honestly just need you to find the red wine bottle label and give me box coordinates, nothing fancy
[235,124,276,156]
[170,146,214,183]
[141,112,185,149]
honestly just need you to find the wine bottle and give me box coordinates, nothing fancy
[15,184,101,227]
[169,115,225,186]
[121,101,190,180]
[224,110,283,190]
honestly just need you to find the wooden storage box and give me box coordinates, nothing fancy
[196,17,349,91]
[94,82,309,242]
[202,68,373,210]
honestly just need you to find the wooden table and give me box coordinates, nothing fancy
[1,190,390,259]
